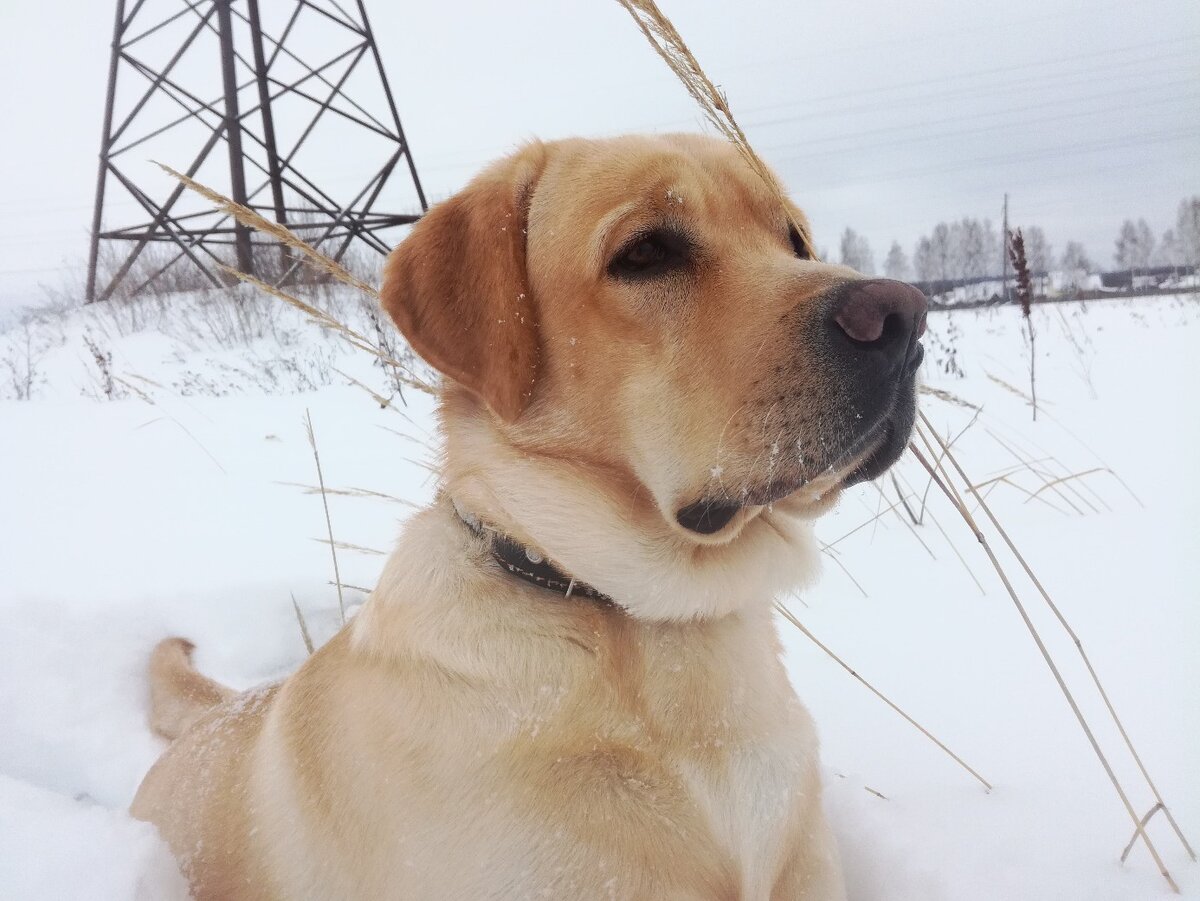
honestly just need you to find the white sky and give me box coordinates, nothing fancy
[0,0,1197,313]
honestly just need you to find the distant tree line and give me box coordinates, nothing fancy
[1114,198,1200,273]
[836,195,1200,288]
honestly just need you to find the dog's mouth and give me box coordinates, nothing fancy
[676,347,922,537]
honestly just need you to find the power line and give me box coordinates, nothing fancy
[730,35,1200,123]
[202,36,1199,188]
[744,60,1196,139]
[684,0,1186,82]
[754,81,1198,159]
[786,127,1199,191]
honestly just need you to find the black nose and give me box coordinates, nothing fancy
[828,279,927,368]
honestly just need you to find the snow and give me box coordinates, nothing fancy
[1,289,1197,898]
[0,775,188,900]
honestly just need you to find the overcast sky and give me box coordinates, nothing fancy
[0,0,1196,314]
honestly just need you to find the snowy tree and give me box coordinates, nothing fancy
[957,217,991,279]
[947,220,967,280]
[1175,196,1200,266]
[1114,220,1138,269]
[1060,241,1092,289]
[839,228,875,275]
[1060,241,1092,273]
[913,220,997,284]
[883,241,911,281]
[929,222,953,282]
[977,219,1001,279]
[1136,220,1156,270]
[1022,226,1053,275]
[1114,218,1155,272]
[913,237,935,282]
[1156,229,1182,268]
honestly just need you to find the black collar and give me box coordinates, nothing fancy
[453,500,614,606]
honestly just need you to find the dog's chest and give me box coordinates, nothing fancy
[630,631,817,895]
[676,736,809,893]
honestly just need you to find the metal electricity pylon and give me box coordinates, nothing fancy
[86,0,427,303]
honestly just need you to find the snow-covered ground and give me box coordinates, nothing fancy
[1,288,1197,899]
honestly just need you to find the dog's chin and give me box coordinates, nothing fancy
[674,392,917,539]
[673,480,841,540]
[839,416,910,487]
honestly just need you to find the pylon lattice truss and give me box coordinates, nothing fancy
[87,0,427,302]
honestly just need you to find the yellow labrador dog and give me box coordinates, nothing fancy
[132,133,926,900]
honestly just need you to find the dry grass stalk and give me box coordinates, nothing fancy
[1032,406,1145,509]
[823,496,907,550]
[1055,305,1099,399]
[158,166,436,400]
[892,464,986,594]
[919,504,988,596]
[985,371,1035,406]
[776,601,992,792]
[1023,467,1112,504]
[977,473,1072,516]
[969,459,1076,517]
[1008,230,1037,422]
[915,408,980,522]
[918,384,981,411]
[136,415,227,474]
[986,429,1093,515]
[333,366,397,409]
[910,425,1182,892]
[988,426,1115,515]
[920,411,1195,866]
[1124,804,1167,864]
[112,375,155,405]
[290,593,315,656]
[156,163,377,297]
[327,580,374,596]
[278,481,415,507]
[891,472,920,525]
[970,459,1055,492]
[613,0,815,255]
[817,548,869,599]
[874,480,936,559]
[305,409,345,625]
[311,538,386,557]
[218,265,434,396]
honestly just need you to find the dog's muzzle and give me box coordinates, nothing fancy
[675,280,928,535]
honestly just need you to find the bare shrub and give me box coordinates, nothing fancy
[82,333,119,400]
[2,323,46,400]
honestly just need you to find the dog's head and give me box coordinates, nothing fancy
[382,134,925,618]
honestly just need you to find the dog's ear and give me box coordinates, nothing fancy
[380,144,547,422]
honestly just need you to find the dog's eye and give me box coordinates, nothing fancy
[610,230,689,279]
[788,225,812,260]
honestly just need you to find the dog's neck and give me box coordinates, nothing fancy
[451,497,613,606]
[439,395,822,621]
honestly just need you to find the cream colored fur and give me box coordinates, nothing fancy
[130,134,859,901]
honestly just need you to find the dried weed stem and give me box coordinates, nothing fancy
[920,411,1194,865]
[776,601,992,792]
[305,409,345,625]
[910,426,1180,893]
